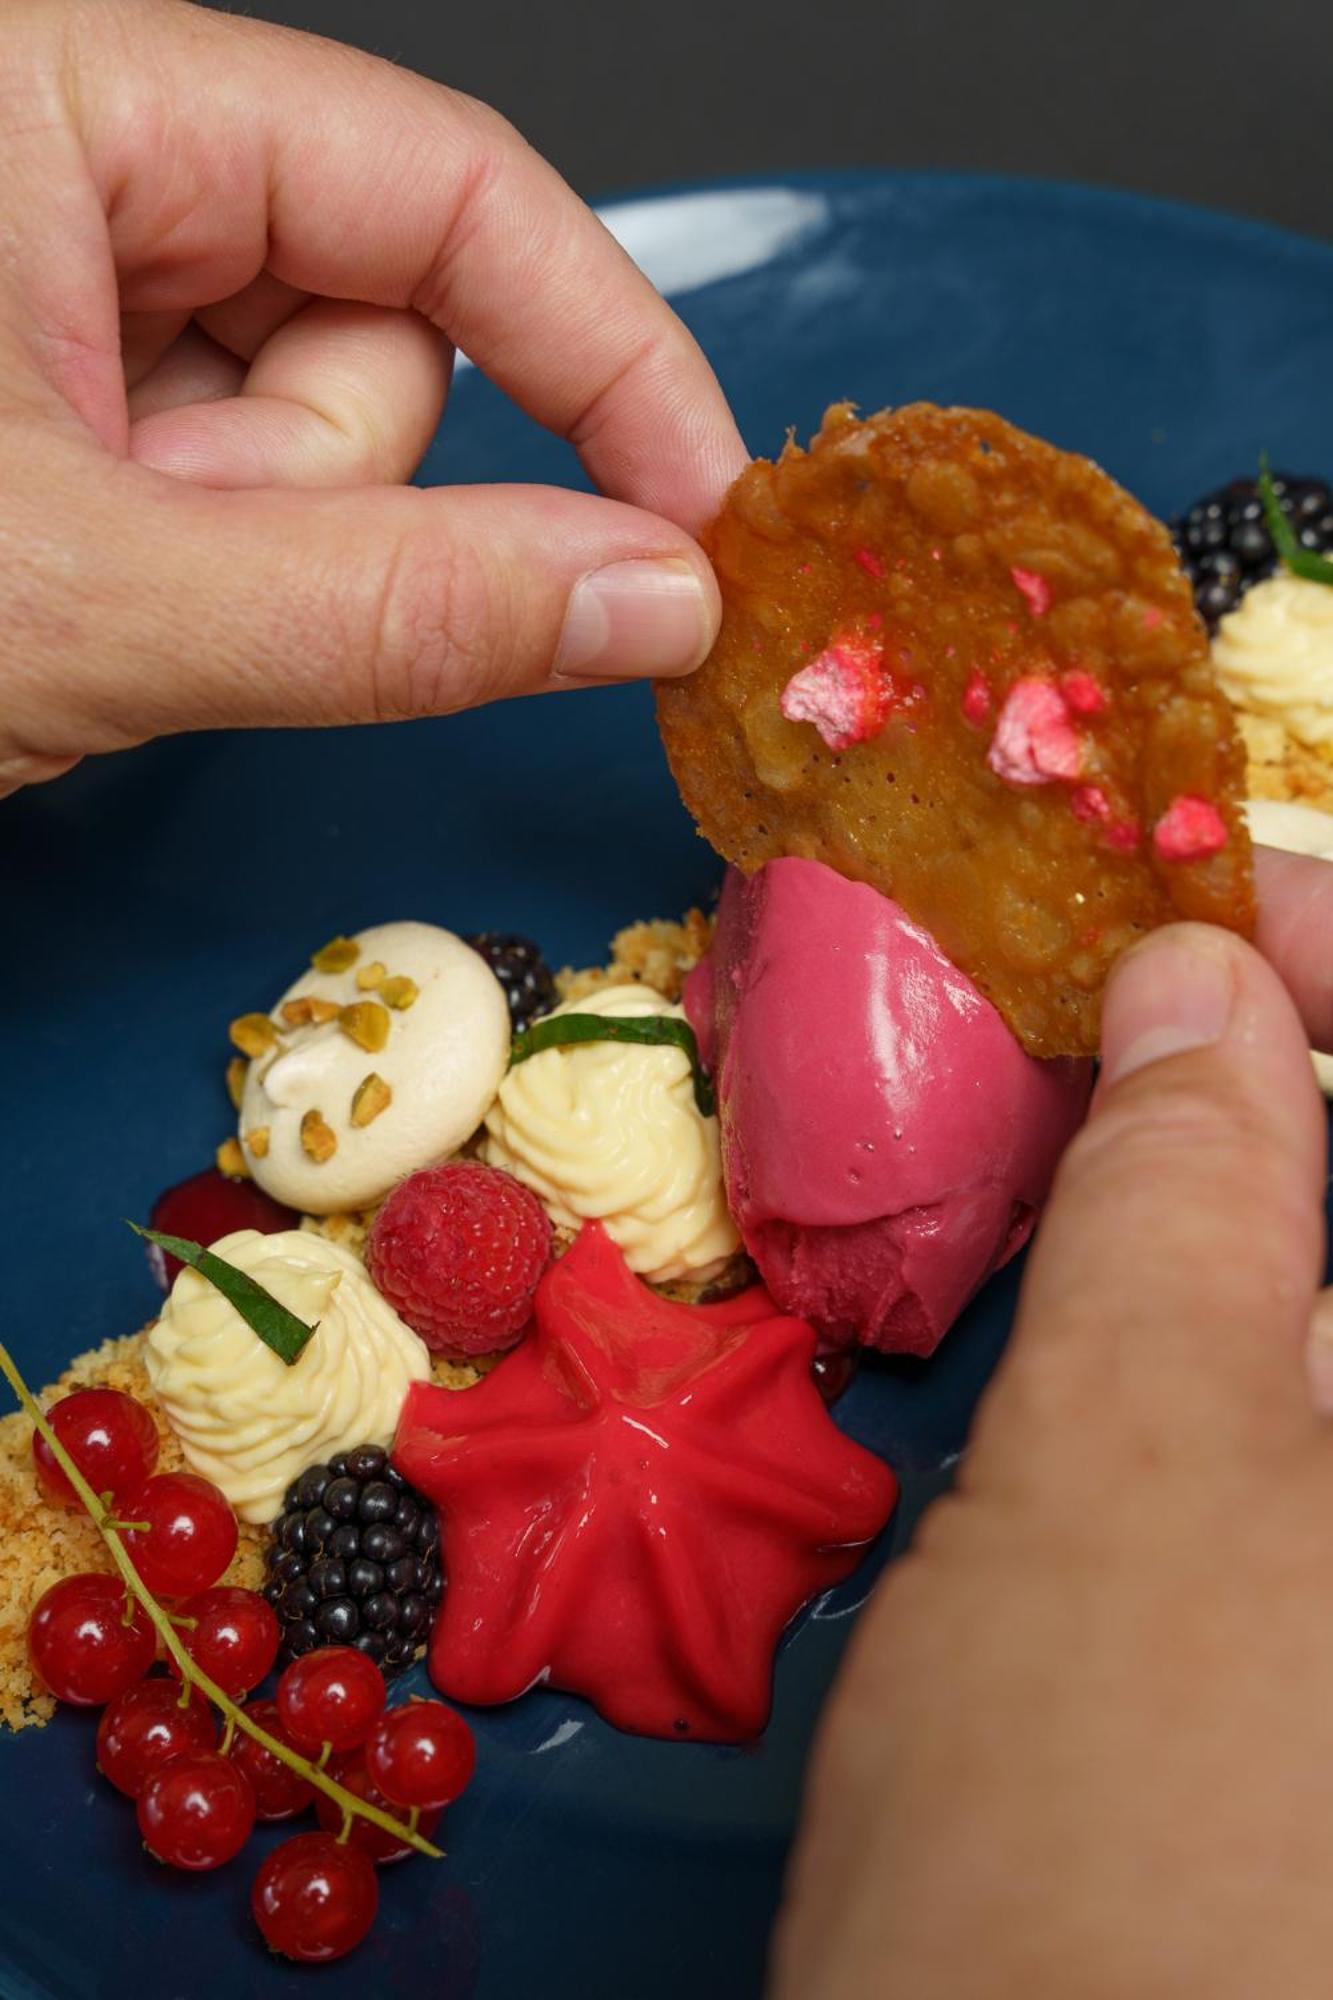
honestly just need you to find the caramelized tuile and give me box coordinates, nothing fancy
[657,403,1254,1057]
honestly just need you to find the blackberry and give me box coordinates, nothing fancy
[1170,473,1333,631]
[263,1443,442,1676]
[468,931,557,1033]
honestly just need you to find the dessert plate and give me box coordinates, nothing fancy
[3,169,1332,2000]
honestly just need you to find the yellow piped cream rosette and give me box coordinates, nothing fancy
[482,984,739,1286]
[1214,571,1333,810]
[145,1229,430,1524]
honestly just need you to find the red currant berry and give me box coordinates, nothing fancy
[169,1587,279,1698]
[277,1647,385,1754]
[137,1750,256,1870]
[147,1167,299,1289]
[314,1746,442,1864]
[32,1389,160,1509]
[251,1832,379,1963]
[122,1472,237,1597]
[226,1700,315,1822]
[97,1677,217,1798]
[365,1699,475,1810]
[28,1574,156,1706]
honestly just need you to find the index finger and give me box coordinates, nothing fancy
[12,0,747,529]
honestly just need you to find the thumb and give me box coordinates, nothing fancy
[5,452,720,765]
[991,924,1328,1466]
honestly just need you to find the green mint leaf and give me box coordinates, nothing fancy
[1258,455,1333,588]
[129,1222,318,1367]
[509,1013,717,1119]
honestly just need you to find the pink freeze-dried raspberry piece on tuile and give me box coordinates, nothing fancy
[1010,566,1052,617]
[1060,670,1108,716]
[1153,795,1230,862]
[1069,784,1111,824]
[961,669,992,726]
[780,633,896,752]
[986,678,1084,787]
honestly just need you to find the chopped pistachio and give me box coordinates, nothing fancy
[215,1135,251,1180]
[311,935,360,974]
[338,1001,390,1053]
[300,1109,338,1163]
[379,975,420,1011]
[225,1056,248,1111]
[355,960,387,992]
[350,1072,393,1128]
[229,1012,279,1060]
[244,1125,271,1159]
[282,994,342,1029]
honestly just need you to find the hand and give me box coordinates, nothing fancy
[774,847,1333,1999]
[0,0,746,795]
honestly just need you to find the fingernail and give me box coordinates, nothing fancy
[1100,926,1236,1089]
[554,558,714,681]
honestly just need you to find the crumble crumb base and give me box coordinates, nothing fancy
[1241,713,1333,813]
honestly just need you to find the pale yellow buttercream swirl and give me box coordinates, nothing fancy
[482,984,739,1285]
[1213,571,1333,755]
[145,1229,430,1524]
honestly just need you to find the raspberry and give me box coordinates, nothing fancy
[366,1163,552,1356]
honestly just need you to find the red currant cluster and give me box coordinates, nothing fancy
[23,1384,475,1965]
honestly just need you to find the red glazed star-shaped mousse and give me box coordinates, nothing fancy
[393,1224,897,1743]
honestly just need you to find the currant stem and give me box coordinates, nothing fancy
[0,1338,442,1861]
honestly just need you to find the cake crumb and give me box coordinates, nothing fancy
[556,910,713,1006]
[1239,712,1333,813]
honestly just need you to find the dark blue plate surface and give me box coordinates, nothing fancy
[3,170,1332,2000]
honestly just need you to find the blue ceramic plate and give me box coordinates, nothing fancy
[3,170,1332,2000]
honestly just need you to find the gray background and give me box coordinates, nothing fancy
[209,0,1332,238]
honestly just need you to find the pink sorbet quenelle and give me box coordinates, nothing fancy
[685,858,1093,1356]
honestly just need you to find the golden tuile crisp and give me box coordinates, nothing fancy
[355,961,387,991]
[657,402,1254,1057]
[338,1002,390,1052]
[379,976,419,1011]
[350,1073,393,1128]
[228,1013,278,1059]
[215,1136,250,1180]
[299,1110,338,1163]
[244,1126,271,1159]
[225,1057,248,1111]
